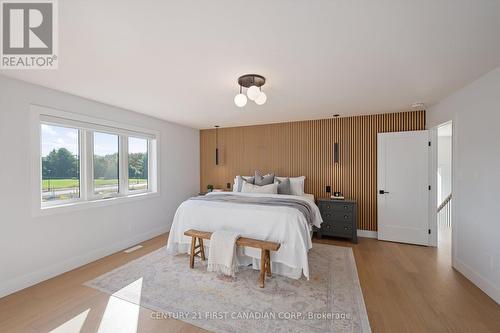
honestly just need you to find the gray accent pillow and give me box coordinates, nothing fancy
[254,171,275,186]
[237,175,254,191]
[275,177,292,195]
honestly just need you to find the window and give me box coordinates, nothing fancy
[128,137,148,191]
[93,132,119,198]
[41,124,80,203]
[37,110,157,210]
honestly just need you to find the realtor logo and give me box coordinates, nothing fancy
[1,0,58,69]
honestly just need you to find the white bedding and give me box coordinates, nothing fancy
[166,192,322,279]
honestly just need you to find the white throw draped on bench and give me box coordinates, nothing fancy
[207,230,240,276]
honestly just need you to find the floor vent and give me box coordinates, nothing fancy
[124,245,143,253]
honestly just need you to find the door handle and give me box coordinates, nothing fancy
[379,190,390,194]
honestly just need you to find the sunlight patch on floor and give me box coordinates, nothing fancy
[97,277,143,333]
[48,308,90,333]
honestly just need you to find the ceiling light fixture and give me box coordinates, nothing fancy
[234,74,267,107]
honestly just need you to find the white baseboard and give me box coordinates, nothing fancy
[357,229,378,239]
[453,258,500,305]
[0,225,168,299]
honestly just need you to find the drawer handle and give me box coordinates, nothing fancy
[326,205,331,209]
[344,215,348,219]
[344,206,348,210]
[344,226,349,230]
[326,213,331,218]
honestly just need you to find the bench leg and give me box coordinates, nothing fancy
[259,250,266,288]
[199,238,206,261]
[189,236,196,269]
[265,250,272,277]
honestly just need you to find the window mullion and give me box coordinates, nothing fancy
[120,135,129,196]
[79,129,87,201]
[148,139,153,192]
[150,139,157,192]
[86,131,95,201]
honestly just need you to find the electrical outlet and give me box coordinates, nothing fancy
[325,185,331,193]
[227,182,231,189]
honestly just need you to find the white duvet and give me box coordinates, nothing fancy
[166,192,323,279]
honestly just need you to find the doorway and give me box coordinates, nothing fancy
[437,122,452,257]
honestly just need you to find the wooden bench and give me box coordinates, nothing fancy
[184,229,280,288]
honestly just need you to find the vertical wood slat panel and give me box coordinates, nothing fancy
[199,111,425,231]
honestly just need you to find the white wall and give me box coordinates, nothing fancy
[428,66,500,304]
[0,75,200,297]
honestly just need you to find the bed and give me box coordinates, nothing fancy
[166,191,323,279]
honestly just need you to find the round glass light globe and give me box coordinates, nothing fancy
[234,93,247,107]
[247,85,261,101]
[255,92,267,105]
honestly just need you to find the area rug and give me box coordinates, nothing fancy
[84,243,371,333]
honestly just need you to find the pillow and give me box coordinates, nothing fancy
[241,181,278,194]
[275,176,305,195]
[232,176,239,191]
[254,171,275,186]
[235,175,255,192]
[275,177,292,195]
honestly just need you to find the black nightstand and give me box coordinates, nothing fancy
[316,199,358,243]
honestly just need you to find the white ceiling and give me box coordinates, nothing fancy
[2,0,500,129]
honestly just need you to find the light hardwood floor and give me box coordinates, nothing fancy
[1,233,499,333]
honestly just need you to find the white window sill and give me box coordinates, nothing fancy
[35,191,160,217]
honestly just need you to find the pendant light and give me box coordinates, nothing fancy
[333,114,340,164]
[255,87,267,105]
[333,142,339,163]
[234,86,247,107]
[247,85,261,101]
[215,125,219,165]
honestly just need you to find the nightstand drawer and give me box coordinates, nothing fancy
[335,222,354,237]
[321,211,353,222]
[319,201,353,213]
[320,221,354,237]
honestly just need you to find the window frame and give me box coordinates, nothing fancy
[32,105,160,216]
[40,122,84,208]
[90,130,121,200]
[126,136,151,195]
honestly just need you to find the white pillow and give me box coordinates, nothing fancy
[241,181,278,194]
[232,177,238,192]
[275,176,305,196]
[233,175,253,192]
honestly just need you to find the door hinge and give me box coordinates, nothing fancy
[428,229,431,234]
[428,141,431,147]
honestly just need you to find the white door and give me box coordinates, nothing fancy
[378,130,429,245]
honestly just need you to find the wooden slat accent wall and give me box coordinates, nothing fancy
[200,111,425,231]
